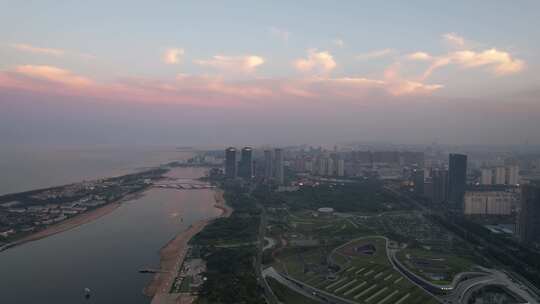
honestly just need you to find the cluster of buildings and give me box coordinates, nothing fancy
[291,154,345,177]
[0,198,107,239]
[0,168,161,242]
[463,189,518,215]
[416,154,468,212]
[225,147,284,184]
[220,144,540,247]
[289,150,424,180]
[415,154,522,218]
[480,165,520,186]
[412,153,540,246]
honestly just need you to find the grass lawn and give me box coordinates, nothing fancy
[273,238,439,304]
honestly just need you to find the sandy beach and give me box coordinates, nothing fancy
[147,188,232,304]
[2,190,145,251]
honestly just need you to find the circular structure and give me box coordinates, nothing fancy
[317,207,334,217]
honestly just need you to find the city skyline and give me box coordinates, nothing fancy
[1,1,540,146]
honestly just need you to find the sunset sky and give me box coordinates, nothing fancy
[1,1,539,146]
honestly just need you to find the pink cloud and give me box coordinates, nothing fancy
[356,49,396,60]
[9,43,65,56]
[13,65,94,87]
[294,49,336,75]
[0,63,442,108]
[9,43,96,59]
[420,48,525,79]
[162,48,184,64]
[194,55,265,74]
[406,52,433,61]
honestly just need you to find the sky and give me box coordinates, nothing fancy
[1,1,539,147]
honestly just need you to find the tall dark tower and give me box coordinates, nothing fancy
[225,147,237,179]
[412,168,425,196]
[432,168,448,204]
[274,148,284,185]
[239,147,253,179]
[518,182,540,245]
[264,150,273,180]
[448,153,467,211]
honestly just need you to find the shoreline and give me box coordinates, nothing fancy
[0,189,147,252]
[146,188,232,304]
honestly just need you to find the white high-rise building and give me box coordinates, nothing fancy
[326,157,334,176]
[495,167,506,185]
[317,158,326,175]
[481,168,493,185]
[507,165,519,185]
[337,159,345,177]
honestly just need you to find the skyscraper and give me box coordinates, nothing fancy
[448,153,467,211]
[274,148,284,185]
[238,147,253,179]
[432,168,448,204]
[264,150,273,180]
[495,167,506,185]
[518,182,540,245]
[326,157,334,176]
[225,147,237,179]
[507,165,520,185]
[337,159,345,177]
[412,168,425,196]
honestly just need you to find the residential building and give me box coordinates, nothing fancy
[464,191,515,215]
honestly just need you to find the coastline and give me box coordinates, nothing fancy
[0,190,146,252]
[146,188,232,304]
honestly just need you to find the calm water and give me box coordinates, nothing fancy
[0,145,192,195]
[0,167,220,304]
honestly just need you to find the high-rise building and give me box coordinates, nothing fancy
[424,179,434,201]
[507,165,520,185]
[326,157,335,176]
[482,165,519,186]
[337,159,345,177]
[225,147,237,179]
[432,168,448,204]
[274,148,284,185]
[412,169,425,195]
[448,154,467,210]
[305,159,314,173]
[238,147,253,179]
[316,157,326,176]
[481,168,493,185]
[495,167,506,185]
[518,182,540,244]
[264,150,273,180]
